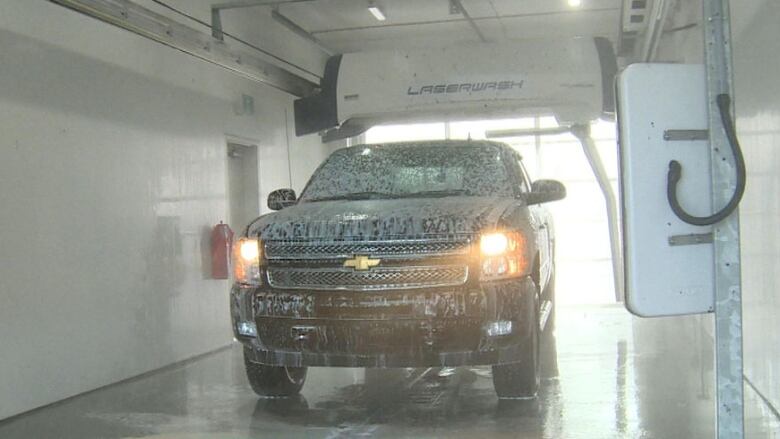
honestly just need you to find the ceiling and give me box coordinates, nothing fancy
[235,0,624,53]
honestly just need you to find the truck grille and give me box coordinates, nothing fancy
[267,266,469,291]
[264,238,471,260]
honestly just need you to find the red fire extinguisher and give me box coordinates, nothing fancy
[211,221,234,279]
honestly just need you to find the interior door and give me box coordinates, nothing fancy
[227,143,260,235]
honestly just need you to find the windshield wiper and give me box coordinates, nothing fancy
[398,189,470,198]
[308,191,400,202]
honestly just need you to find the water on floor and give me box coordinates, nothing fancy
[0,305,776,438]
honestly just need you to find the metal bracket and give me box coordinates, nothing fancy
[449,0,461,14]
[211,6,225,41]
[211,0,331,54]
[668,233,714,246]
[664,129,710,141]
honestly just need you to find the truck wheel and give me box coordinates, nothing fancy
[243,347,307,397]
[492,296,540,398]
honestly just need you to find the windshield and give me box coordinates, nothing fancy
[300,144,514,202]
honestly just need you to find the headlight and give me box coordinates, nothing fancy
[233,237,263,285]
[480,231,527,279]
[480,233,509,256]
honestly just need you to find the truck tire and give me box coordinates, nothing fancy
[243,347,307,397]
[492,294,540,399]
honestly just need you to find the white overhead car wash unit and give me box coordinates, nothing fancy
[294,37,625,301]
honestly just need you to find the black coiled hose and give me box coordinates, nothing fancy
[667,94,746,226]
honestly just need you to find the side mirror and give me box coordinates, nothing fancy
[526,180,566,205]
[268,189,297,211]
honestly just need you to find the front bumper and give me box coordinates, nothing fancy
[231,277,536,368]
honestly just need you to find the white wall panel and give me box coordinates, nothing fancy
[0,1,327,420]
[731,0,780,416]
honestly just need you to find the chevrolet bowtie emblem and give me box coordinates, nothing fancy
[344,255,381,271]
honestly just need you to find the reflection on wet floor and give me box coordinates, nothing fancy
[0,305,776,438]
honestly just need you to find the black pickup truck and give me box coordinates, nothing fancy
[230,140,565,398]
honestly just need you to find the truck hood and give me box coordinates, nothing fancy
[249,196,516,240]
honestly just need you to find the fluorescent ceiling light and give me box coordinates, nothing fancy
[568,0,582,6]
[368,5,386,21]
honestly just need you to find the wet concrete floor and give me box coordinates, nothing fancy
[1,304,777,438]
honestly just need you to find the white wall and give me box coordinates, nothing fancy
[731,0,780,417]
[655,0,780,421]
[0,1,329,420]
